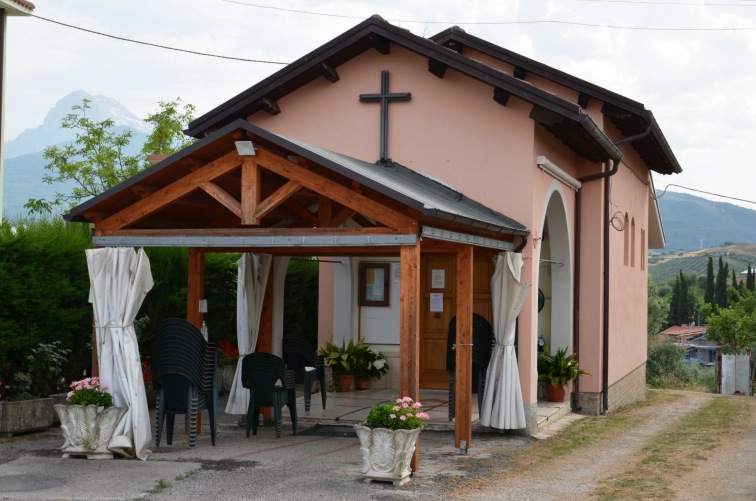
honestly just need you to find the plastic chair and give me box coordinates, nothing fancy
[282,337,326,411]
[446,313,495,421]
[241,352,297,438]
[152,318,217,448]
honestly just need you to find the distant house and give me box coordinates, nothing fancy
[660,325,718,366]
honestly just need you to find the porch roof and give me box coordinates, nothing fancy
[65,120,527,246]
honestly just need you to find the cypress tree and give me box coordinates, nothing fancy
[732,269,738,290]
[679,271,691,325]
[748,264,755,292]
[704,256,715,304]
[715,257,728,309]
[668,274,681,325]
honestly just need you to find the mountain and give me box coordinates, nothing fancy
[656,192,756,252]
[2,91,148,218]
[4,90,149,159]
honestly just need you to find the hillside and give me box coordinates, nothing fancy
[648,243,756,284]
[657,191,756,251]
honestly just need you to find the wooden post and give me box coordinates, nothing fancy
[186,248,205,433]
[455,245,473,450]
[187,248,205,328]
[400,243,421,471]
[256,259,275,422]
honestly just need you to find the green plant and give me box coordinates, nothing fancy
[537,346,590,387]
[66,377,114,408]
[318,338,370,376]
[354,347,389,381]
[364,396,430,430]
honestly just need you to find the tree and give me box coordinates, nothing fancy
[648,281,669,335]
[667,274,681,326]
[747,264,755,292]
[714,257,728,309]
[706,290,756,354]
[704,256,714,305]
[25,98,196,214]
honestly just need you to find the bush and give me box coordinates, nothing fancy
[646,335,713,392]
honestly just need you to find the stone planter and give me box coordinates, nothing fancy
[0,398,54,437]
[54,404,127,459]
[353,424,422,486]
[221,365,236,393]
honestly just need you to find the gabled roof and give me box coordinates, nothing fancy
[186,15,621,165]
[65,119,527,238]
[430,26,681,176]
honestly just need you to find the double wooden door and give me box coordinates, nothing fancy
[419,255,494,389]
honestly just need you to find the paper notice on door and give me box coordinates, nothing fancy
[431,269,445,289]
[430,293,443,312]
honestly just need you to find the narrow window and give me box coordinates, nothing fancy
[623,213,629,266]
[641,229,646,271]
[631,218,636,268]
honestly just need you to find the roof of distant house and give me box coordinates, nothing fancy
[660,325,707,341]
[0,0,35,14]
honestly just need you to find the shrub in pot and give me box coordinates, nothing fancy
[537,346,590,402]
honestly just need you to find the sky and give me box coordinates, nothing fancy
[4,0,756,208]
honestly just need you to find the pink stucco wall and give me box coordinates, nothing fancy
[246,42,653,407]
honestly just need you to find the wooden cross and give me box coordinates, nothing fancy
[359,70,411,163]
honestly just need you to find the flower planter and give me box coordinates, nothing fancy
[221,365,236,393]
[0,398,54,437]
[54,404,127,459]
[355,377,370,391]
[545,383,566,402]
[353,424,422,486]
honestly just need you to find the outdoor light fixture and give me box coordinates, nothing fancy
[235,140,256,156]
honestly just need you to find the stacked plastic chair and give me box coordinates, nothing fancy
[241,352,297,439]
[446,313,495,421]
[282,337,326,412]
[151,318,217,448]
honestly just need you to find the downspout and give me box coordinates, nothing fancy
[575,123,650,413]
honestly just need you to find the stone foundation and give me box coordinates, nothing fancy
[576,362,647,415]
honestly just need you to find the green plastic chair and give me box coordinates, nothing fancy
[241,352,297,438]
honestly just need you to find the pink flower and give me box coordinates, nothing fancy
[393,406,401,411]
[406,413,413,417]
[412,402,421,409]
[402,403,408,408]
[400,415,406,421]
[389,414,396,419]
[417,412,430,419]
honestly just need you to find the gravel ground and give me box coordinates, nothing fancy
[1,391,753,501]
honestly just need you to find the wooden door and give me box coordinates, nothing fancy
[420,255,455,389]
[419,255,494,389]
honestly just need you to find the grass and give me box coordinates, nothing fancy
[146,479,169,494]
[593,396,748,500]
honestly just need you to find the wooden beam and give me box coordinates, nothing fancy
[255,148,416,231]
[331,206,357,227]
[513,66,527,80]
[187,248,205,328]
[131,185,158,199]
[369,33,390,54]
[258,97,281,115]
[282,199,318,226]
[455,245,474,450]
[317,62,340,82]
[578,92,591,109]
[428,58,447,78]
[399,242,421,471]
[256,260,275,353]
[241,157,261,225]
[493,87,511,107]
[318,195,332,227]
[255,180,301,220]
[200,182,242,218]
[101,226,406,237]
[97,151,242,230]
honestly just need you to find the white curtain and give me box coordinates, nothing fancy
[479,251,531,430]
[86,247,154,459]
[225,253,272,414]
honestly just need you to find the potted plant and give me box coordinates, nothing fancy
[54,377,127,459]
[537,346,590,402]
[354,348,389,390]
[0,341,70,437]
[318,338,368,392]
[353,396,430,485]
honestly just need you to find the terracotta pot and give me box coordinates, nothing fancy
[545,383,566,402]
[355,378,370,391]
[335,374,354,392]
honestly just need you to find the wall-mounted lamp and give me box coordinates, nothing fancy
[235,141,256,156]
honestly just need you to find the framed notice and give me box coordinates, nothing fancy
[359,262,390,307]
